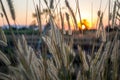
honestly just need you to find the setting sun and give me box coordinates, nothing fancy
[75,11,94,30]
[77,19,91,30]
[81,25,86,30]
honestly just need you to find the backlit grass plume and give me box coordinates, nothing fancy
[6,0,15,21]
[65,0,78,30]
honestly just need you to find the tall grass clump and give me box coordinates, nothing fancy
[0,21,120,80]
[0,0,120,80]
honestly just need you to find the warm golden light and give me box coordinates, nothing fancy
[75,11,97,30]
[82,25,85,30]
[77,19,91,30]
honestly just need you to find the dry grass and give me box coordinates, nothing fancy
[0,0,120,80]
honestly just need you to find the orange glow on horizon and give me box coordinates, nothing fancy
[82,25,86,30]
[0,0,109,28]
[77,19,91,30]
[75,11,94,30]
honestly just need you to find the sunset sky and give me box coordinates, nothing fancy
[0,0,115,29]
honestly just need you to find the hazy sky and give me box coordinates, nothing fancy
[0,0,115,27]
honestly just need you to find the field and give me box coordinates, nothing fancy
[0,0,120,80]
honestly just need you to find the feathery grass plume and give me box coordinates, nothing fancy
[42,14,75,68]
[60,8,65,34]
[28,47,33,66]
[8,35,46,80]
[78,46,89,71]
[92,42,104,65]
[37,58,46,80]
[76,70,82,80]
[91,41,111,80]
[17,39,29,70]
[77,53,88,79]
[31,50,45,80]
[96,13,106,42]
[31,64,40,80]
[111,40,118,62]
[65,0,78,30]
[36,5,42,35]
[49,16,63,47]
[0,40,7,46]
[47,69,59,80]
[0,0,17,50]
[108,31,118,57]
[42,36,61,69]
[96,10,101,38]
[47,60,58,74]
[0,28,7,47]
[61,43,69,67]
[0,0,10,26]
[76,0,82,27]
[0,28,7,43]
[0,73,11,80]
[101,41,111,80]
[38,54,45,70]
[111,1,116,28]
[8,66,23,80]
[22,35,30,56]
[42,12,76,79]
[6,0,15,21]
[95,51,107,78]
[50,0,54,9]
[47,60,59,80]
[62,42,75,69]
[65,12,72,35]
[111,40,119,80]
[87,54,91,63]
[0,50,11,66]
[17,36,27,56]
[66,12,70,29]
[44,0,51,12]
